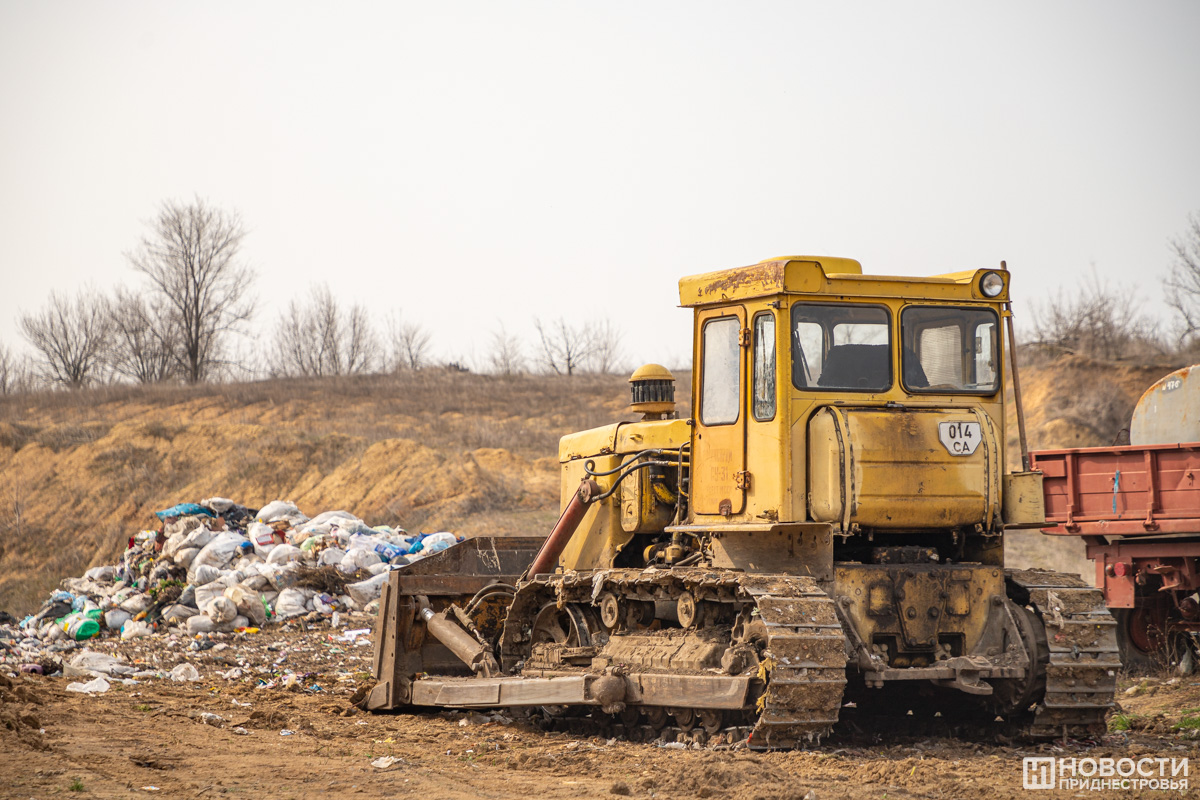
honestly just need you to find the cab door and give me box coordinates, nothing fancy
[691,307,747,516]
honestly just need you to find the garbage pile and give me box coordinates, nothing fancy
[1,496,462,669]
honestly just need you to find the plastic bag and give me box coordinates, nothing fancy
[204,596,238,625]
[121,620,153,640]
[340,548,382,572]
[247,521,278,558]
[273,588,313,619]
[173,547,201,569]
[266,544,303,565]
[104,608,133,630]
[84,565,115,582]
[202,497,236,514]
[67,676,111,694]
[346,572,389,606]
[317,547,345,567]
[188,531,247,582]
[119,593,153,615]
[182,525,216,551]
[257,500,308,525]
[159,604,198,623]
[66,650,134,678]
[193,564,222,586]
[225,585,266,627]
[170,662,200,682]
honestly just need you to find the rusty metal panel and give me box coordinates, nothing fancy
[705,524,833,579]
[1032,443,1200,534]
[1002,471,1045,528]
[1131,365,1200,446]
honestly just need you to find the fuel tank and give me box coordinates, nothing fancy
[808,406,1001,530]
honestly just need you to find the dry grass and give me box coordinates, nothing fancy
[0,369,690,615]
[0,356,1167,617]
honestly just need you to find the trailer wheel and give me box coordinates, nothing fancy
[1114,604,1178,672]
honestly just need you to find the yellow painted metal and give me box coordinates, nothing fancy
[743,303,788,523]
[678,257,1008,308]
[1002,471,1046,528]
[835,565,1005,656]
[808,406,1001,531]
[557,419,689,571]
[558,420,690,463]
[690,306,747,516]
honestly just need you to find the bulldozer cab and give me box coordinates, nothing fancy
[681,257,1018,540]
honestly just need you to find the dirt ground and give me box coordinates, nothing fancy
[4,634,1200,800]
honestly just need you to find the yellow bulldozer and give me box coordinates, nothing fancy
[368,256,1118,747]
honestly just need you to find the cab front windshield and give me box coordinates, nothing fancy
[901,306,999,394]
[791,303,891,391]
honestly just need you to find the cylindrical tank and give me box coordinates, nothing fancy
[1129,364,1200,445]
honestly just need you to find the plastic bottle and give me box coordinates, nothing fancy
[373,542,406,562]
[59,611,100,641]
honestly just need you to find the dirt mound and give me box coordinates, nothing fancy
[0,356,1184,614]
[0,371,649,616]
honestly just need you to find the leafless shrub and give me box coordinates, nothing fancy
[1027,269,1166,362]
[387,314,432,371]
[534,318,592,375]
[584,318,625,374]
[0,342,22,395]
[108,288,178,383]
[19,290,113,388]
[270,285,379,376]
[1166,212,1200,349]
[487,323,526,376]
[127,197,255,382]
[533,317,626,375]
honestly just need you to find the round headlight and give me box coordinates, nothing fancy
[980,271,1005,297]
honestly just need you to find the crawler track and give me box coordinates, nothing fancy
[500,569,847,748]
[1008,569,1120,738]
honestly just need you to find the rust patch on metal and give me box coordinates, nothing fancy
[696,262,785,300]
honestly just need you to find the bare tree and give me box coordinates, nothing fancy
[487,323,526,376]
[108,288,177,383]
[1166,212,1200,346]
[1028,268,1164,361]
[0,341,17,395]
[387,314,432,371]
[270,285,379,376]
[127,197,254,382]
[583,318,624,374]
[19,290,113,388]
[534,317,595,376]
[0,342,12,394]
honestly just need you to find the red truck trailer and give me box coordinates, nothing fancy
[1032,365,1200,669]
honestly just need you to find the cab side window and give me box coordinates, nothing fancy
[701,317,741,425]
[752,314,775,421]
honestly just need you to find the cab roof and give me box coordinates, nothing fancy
[678,256,1008,307]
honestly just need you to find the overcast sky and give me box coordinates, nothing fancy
[1,1,1197,374]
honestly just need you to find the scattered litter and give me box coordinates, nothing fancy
[169,663,200,682]
[199,712,225,727]
[66,676,111,694]
[279,729,296,736]
[232,727,250,736]
[371,755,403,770]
